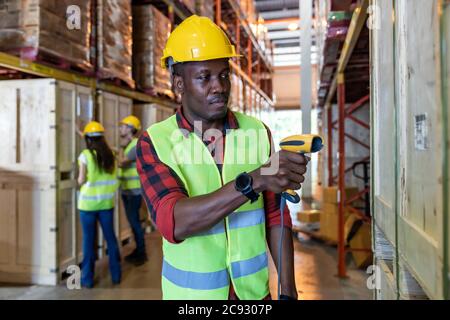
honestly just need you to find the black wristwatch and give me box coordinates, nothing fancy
[235,172,260,203]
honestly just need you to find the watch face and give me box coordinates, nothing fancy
[236,173,251,191]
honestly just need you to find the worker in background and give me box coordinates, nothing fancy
[77,121,121,288]
[136,16,307,300]
[118,116,148,266]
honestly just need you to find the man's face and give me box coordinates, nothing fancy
[119,124,132,137]
[175,59,231,121]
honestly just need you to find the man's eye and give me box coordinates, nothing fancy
[221,73,230,79]
[198,75,209,80]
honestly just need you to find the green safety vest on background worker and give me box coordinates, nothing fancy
[119,138,141,192]
[148,111,271,300]
[78,149,119,211]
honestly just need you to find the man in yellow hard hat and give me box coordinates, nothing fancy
[136,15,307,300]
[118,115,147,266]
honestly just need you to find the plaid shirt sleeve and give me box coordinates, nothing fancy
[136,131,188,244]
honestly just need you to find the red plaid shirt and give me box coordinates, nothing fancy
[136,107,291,300]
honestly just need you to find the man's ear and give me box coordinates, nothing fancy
[173,75,184,95]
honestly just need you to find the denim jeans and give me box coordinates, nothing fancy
[80,209,121,286]
[121,194,146,255]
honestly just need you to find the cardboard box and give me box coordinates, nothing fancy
[349,222,373,269]
[297,210,321,223]
[322,186,359,204]
[0,0,92,69]
[322,202,353,215]
[319,210,351,242]
[132,5,171,94]
[97,0,134,88]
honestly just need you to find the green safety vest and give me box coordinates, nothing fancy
[78,149,119,211]
[119,138,141,191]
[148,111,271,300]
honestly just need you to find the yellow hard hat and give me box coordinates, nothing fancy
[120,115,141,131]
[83,121,105,137]
[161,15,241,69]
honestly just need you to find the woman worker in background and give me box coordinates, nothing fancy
[77,121,121,288]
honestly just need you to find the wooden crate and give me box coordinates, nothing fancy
[444,0,450,288]
[372,0,396,246]
[375,258,397,300]
[133,103,176,131]
[97,91,133,244]
[395,0,445,300]
[372,0,450,299]
[0,79,94,285]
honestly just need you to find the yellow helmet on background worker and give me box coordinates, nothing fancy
[161,15,242,69]
[120,115,141,131]
[83,121,105,137]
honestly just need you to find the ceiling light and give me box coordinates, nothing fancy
[288,23,298,31]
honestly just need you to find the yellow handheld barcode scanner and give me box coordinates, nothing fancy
[276,134,324,300]
[279,134,324,203]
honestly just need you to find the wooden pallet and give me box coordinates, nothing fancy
[138,86,175,100]
[5,47,94,76]
[97,73,136,90]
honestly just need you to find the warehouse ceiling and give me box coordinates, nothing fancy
[255,0,316,67]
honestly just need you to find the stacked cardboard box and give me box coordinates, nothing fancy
[132,5,171,96]
[0,0,92,70]
[320,186,358,242]
[97,0,134,88]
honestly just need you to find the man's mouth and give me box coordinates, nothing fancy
[209,96,228,107]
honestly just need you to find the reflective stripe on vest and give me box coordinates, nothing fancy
[148,111,271,300]
[162,251,268,290]
[193,208,265,237]
[119,138,141,191]
[79,193,115,201]
[78,149,118,211]
[85,180,118,187]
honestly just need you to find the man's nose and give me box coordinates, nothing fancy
[211,76,226,94]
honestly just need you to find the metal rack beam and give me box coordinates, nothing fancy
[324,0,370,107]
[323,0,371,279]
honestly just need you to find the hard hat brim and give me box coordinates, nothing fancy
[161,53,243,69]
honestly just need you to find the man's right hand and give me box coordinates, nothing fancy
[251,150,309,194]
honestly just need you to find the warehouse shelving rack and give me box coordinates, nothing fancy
[0,51,179,109]
[0,0,274,123]
[320,0,372,278]
[215,0,275,109]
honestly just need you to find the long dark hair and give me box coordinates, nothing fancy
[85,136,115,174]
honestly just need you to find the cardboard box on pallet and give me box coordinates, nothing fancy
[132,5,171,96]
[297,210,321,223]
[0,0,92,71]
[349,222,373,269]
[97,0,134,88]
[319,208,351,242]
[322,186,359,204]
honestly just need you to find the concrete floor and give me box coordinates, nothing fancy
[0,230,372,300]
